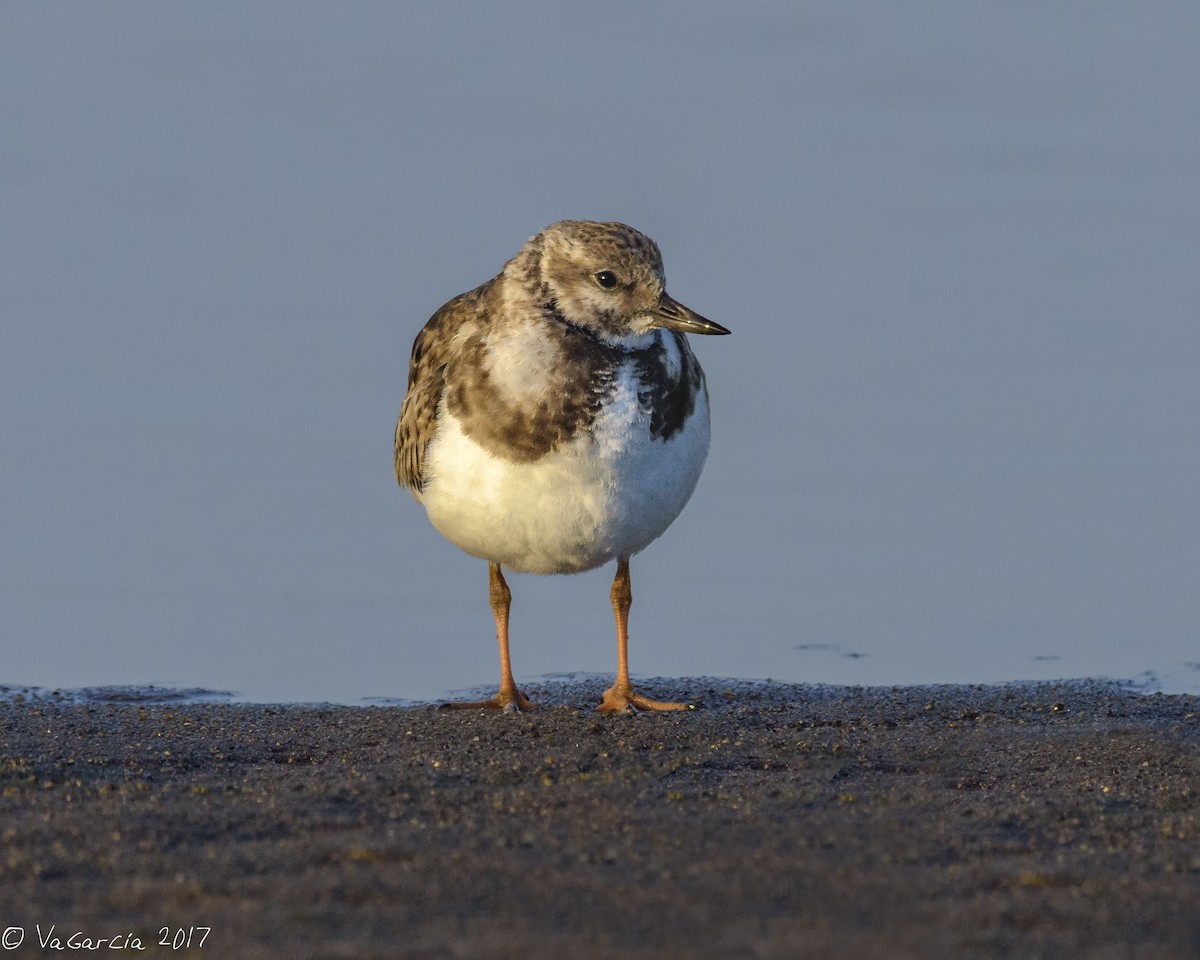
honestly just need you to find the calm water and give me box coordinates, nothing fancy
[4,3,1198,703]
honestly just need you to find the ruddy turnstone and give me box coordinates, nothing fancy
[395,220,729,712]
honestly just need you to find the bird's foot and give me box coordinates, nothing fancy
[596,683,692,714]
[440,688,536,712]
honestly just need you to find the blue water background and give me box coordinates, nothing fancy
[4,3,1198,702]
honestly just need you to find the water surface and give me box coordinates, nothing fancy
[4,3,1197,702]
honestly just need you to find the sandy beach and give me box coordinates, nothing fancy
[2,679,1198,959]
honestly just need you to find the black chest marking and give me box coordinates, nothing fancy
[632,331,704,441]
[447,313,704,464]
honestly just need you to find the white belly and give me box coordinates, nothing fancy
[418,369,711,575]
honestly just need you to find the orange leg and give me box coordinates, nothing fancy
[442,563,535,711]
[597,557,690,713]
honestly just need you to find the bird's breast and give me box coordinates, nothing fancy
[421,357,712,575]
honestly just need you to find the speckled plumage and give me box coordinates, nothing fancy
[395,223,709,493]
[394,220,729,711]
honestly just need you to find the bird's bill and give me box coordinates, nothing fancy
[651,293,731,336]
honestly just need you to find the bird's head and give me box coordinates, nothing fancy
[510,220,730,344]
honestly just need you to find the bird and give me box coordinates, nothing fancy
[394,220,729,712]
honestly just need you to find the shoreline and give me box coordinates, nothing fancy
[3,679,1198,959]
[1,671,1184,709]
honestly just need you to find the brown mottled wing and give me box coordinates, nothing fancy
[394,285,487,492]
[394,305,454,492]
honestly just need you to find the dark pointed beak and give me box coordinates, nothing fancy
[650,293,731,336]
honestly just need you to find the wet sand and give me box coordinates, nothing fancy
[2,679,1198,959]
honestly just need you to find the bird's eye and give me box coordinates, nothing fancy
[595,271,618,289]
